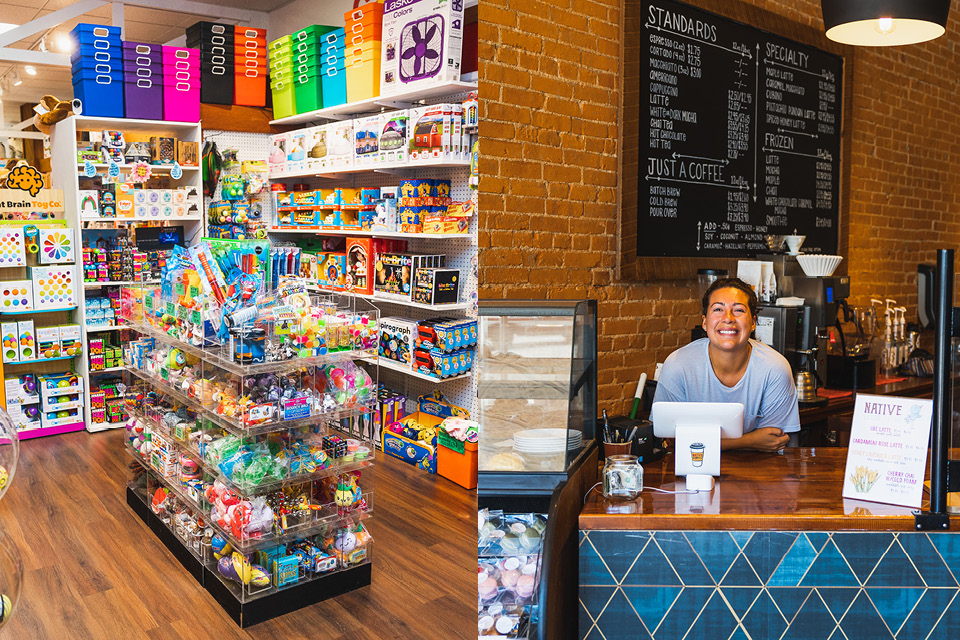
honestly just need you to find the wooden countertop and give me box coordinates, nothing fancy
[580,447,960,532]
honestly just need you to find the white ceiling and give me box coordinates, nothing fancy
[0,0,292,126]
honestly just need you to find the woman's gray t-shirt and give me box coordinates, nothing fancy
[652,338,800,434]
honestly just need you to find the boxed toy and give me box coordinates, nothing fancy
[305,125,327,172]
[17,320,35,361]
[383,392,469,473]
[4,374,38,405]
[41,392,83,413]
[0,280,33,312]
[412,267,460,305]
[286,128,308,173]
[379,317,417,365]
[346,237,374,295]
[317,252,346,290]
[374,252,413,299]
[324,121,355,171]
[39,228,76,264]
[41,407,81,428]
[114,183,136,218]
[354,115,381,167]
[59,324,83,357]
[380,0,464,96]
[378,110,409,164]
[1,322,17,363]
[6,403,40,430]
[36,326,61,359]
[407,103,464,162]
[29,265,78,309]
[39,373,83,399]
[78,190,100,218]
[268,133,287,176]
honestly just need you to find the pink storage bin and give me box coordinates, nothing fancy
[163,74,200,122]
[161,45,199,68]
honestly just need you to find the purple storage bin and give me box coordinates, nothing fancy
[124,71,163,120]
[123,41,164,66]
[163,75,200,122]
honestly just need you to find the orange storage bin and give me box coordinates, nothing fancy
[235,71,266,106]
[345,41,380,102]
[345,3,383,27]
[437,437,477,489]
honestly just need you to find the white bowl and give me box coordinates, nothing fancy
[796,254,843,277]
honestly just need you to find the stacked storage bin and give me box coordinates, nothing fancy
[320,28,347,108]
[344,3,383,102]
[71,24,124,118]
[291,25,338,114]
[161,46,200,122]
[234,26,267,107]
[269,35,296,119]
[122,42,163,120]
[185,21,235,105]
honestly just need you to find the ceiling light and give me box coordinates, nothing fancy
[38,36,46,52]
[821,0,950,46]
[52,32,73,53]
[12,74,21,87]
[23,65,35,76]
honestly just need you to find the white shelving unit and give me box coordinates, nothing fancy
[51,115,205,433]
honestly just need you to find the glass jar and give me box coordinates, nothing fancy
[602,454,643,500]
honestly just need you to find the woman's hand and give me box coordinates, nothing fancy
[721,427,790,452]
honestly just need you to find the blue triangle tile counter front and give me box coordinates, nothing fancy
[580,531,960,640]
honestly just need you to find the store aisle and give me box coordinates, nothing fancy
[0,429,474,639]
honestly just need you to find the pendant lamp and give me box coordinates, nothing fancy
[821,0,951,46]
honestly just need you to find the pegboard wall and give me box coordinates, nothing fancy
[202,127,479,419]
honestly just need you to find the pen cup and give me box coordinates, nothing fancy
[602,441,633,458]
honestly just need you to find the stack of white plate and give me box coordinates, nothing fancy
[796,254,843,277]
[513,428,582,454]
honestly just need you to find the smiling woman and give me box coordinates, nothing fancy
[652,277,800,452]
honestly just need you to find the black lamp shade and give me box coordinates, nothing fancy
[822,0,951,45]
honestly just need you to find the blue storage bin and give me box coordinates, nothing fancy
[73,67,124,117]
[320,62,347,107]
[72,57,124,76]
[323,28,346,49]
[70,23,121,39]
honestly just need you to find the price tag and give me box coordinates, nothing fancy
[174,424,186,440]
[166,302,176,316]
[161,368,169,381]
[190,286,200,298]
[191,310,201,324]
[144,296,153,310]
[177,305,189,320]
[175,282,185,295]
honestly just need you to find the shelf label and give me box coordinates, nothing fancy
[171,162,183,180]
[176,305,189,321]
[191,310,201,324]
[144,296,153,310]
[165,302,176,316]
[283,397,311,420]
[84,160,97,177]
[108,161,120,179]
[175,282,185,295]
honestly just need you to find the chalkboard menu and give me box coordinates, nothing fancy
[639,0,843,257]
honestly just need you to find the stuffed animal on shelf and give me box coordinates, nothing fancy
[32,95,77,134]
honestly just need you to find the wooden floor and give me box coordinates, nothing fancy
[0,428,476,639]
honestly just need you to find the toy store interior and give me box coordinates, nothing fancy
[0,0,480,637]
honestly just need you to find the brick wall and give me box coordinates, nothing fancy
[480,0,960,414]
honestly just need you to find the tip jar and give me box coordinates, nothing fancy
[603,454,643,500]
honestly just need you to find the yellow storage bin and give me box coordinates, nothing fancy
[345,40,380,103]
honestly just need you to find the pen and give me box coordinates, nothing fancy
[628,426,638,443]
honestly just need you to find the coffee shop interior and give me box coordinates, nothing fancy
[477,0,960,639]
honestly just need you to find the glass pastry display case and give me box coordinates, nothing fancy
[477,299,597,499]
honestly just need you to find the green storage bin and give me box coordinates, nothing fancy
[295,58,322,76]
[292,25,339,44]
[270,34,293,51]
[270,55,295,74]
[271,76,296,119]
[294,71,323,113]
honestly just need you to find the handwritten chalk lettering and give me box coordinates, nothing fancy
[647,5,718,42]
[765,42,809,68]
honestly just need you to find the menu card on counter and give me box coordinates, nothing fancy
[841,394,932,508]
[639,0,842,257]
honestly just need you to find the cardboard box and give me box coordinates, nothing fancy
[78,190,100,218]
[317,252,346,290]
[39,228,76,264]
[346,237,374,295]
[16,320,35,361]
[1,322,18,363]
[380,0,464,96]
[354,115,381,167]
[59,324,83,357]
[412,267,460,305]
[29,266,78,309]
[0,280,33,312]
[177,140,199,166]
[4,375,38,405]
[36,326,61,359]
[378,109,409,164]
[324,121,355,170]
[374,253,413,300]
[379,317,417,365]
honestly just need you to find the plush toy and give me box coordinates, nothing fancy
[32,95,77,134]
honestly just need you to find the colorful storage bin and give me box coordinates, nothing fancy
[186,21,235,105]
[234,26,267,107]
[70,23,124,117]
[345,40,381,103]
[122,42,163,120]
[161,46,200,122]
